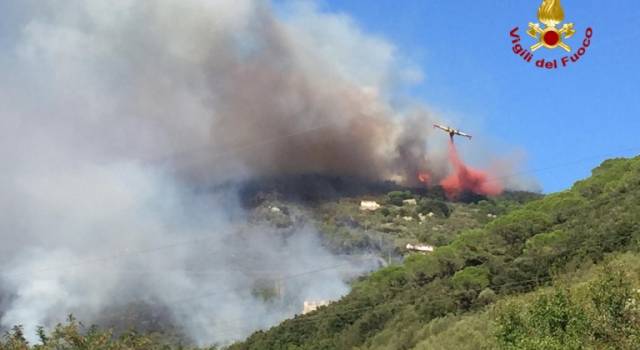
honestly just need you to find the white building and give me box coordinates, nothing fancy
[406,243,434,253]
[360,201,381,211]
[303,300,331,314]
[402,198,417,206]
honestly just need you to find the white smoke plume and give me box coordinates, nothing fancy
[0,0,526,345]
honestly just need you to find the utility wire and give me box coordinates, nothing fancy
[485,145,640,184]
[2,144,637,276]
[165,274,562,341]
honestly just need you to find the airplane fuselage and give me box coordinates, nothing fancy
[433,123,472,140]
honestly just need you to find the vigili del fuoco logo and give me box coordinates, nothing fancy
[510,0,592,69]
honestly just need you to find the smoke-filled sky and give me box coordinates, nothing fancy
[319,0,640,193]
[0,0,533,345]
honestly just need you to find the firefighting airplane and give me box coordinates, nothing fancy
[433,124,472,141]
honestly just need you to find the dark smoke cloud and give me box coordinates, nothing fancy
[0,0,532,345]
[157,2,438,184]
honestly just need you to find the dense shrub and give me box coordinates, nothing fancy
[386,191,413,206]
[496,266,640,350]
[417,198,451,217]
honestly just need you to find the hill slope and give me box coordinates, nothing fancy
[230,156,640,350]
[2,157,638,349]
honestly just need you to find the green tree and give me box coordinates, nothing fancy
[589,266,640,348]
[496,290,590,350]
[417,198,451,218]
[386,191,413,206]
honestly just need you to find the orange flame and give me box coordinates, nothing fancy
[418,172,431,185]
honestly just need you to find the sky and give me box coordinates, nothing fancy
[2,0,638,193]
[3,1,637,342]
[312,0,640,193]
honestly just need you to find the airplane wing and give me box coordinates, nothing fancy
[433,124,449,132]
[456,131,472,139]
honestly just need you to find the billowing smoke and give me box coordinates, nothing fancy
[0,0,519,345]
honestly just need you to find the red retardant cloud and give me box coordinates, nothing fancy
[440,140,502,198]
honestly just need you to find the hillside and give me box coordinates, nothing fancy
[245,178,540,258]
[229,156,640,350]
[2,157,639,350]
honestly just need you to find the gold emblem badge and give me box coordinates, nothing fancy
[527,0,575,52]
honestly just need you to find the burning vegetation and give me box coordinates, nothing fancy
[0,0,527,347]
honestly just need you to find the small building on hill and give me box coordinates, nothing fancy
[406,243,434,253]
[360,200,381,211]
[402,198,417,206]
[303,300,331,314]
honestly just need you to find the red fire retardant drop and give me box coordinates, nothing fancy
[440,140,502,198]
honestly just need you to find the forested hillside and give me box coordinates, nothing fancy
[230,156,640,350]
[2,157,639,350]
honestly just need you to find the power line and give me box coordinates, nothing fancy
[3,143,637,277]
[486,145,640,184]
[164,274,562,341]
[100,275,559,342]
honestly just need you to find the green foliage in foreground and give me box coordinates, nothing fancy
[231,156,640,350]
[496,261,640,350]
[0,316,217,350]
[411,254,640,350]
